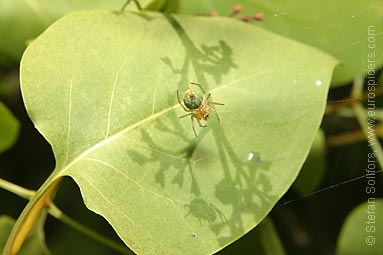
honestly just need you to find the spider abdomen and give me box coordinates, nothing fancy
[183,89,203,110]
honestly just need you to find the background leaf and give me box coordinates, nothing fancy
[293,129,326,195]
[0,0,156,64]
[0,215,50,255]
[336,199,383,255]
[21,11,337,254]
[171,0,383,86]
[218,217,285,255]
[0,101,19,153]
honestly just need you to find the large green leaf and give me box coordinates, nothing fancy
[0,215,50,255]
[172,0,383,86]
[21,11,337,254]
[337,199,383,255]
[0,101,19,153]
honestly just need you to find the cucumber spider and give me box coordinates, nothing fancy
[177,82,224,137]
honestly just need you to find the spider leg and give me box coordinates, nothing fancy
[191,116,198,138]
[177,90,193,112]
[210,101,224,105]
[197,119,207,127]
[190,82,207,94]
[179,113,193,119]
[211,107,221,122]
[198,93,210,109]
[200,94,207,107]
[205,93,225,108]
[120,0,142,12]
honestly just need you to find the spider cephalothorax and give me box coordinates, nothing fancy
[177,82,224,137]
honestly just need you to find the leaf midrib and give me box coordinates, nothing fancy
[59,103,179,176]
[58,71,271,176]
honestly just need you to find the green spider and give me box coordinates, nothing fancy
[177,82,224,137]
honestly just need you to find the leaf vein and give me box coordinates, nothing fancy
[65,76,74,164]
[84,157,179,203]
[106,57,128,138]
[124,137,191,162]
[83,174,134,224]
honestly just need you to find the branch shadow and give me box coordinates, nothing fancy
[127,95,202,196]
[126,13,276,245]
[162,15,237,90]
[209,128,276,245]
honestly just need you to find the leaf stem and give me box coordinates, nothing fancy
[0,178,35,199]
[0,177,133,254]
[325,85,383,115]
[4,176,62,255]
[327,122,383,147]
[48,204,134,255]
[353,104,383,170]
[352,76,383,172]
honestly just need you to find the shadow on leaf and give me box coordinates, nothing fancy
[127,13,276,246]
